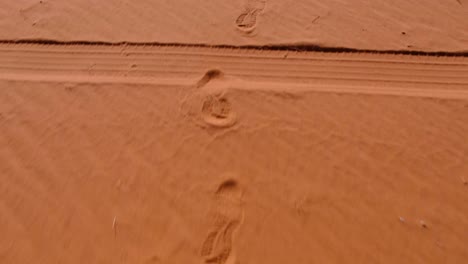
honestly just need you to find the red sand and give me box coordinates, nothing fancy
[1,0,468,51]
[1,1,468,264]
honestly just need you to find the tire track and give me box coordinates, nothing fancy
[0,43,467,99]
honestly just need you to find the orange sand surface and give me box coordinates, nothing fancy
[0,0,468,51]
[1,1,468,264]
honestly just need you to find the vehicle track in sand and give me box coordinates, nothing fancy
[0,42,467,99]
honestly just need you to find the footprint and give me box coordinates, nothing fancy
[235,9,261,31]
[200,178,243,264]
[197,69,224,89]
[201,95,237,128]
[235,0,267,32]
[181,70,237,129]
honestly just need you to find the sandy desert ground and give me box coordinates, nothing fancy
[1,0,468,51]
[1,1,468,264]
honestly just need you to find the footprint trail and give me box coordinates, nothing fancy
[200,178,244,264]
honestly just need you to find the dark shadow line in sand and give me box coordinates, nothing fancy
[0,39,467,57]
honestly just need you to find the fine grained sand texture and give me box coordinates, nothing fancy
[0,0,468,51]
[1,43,468,263]
[1,1,468,263]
